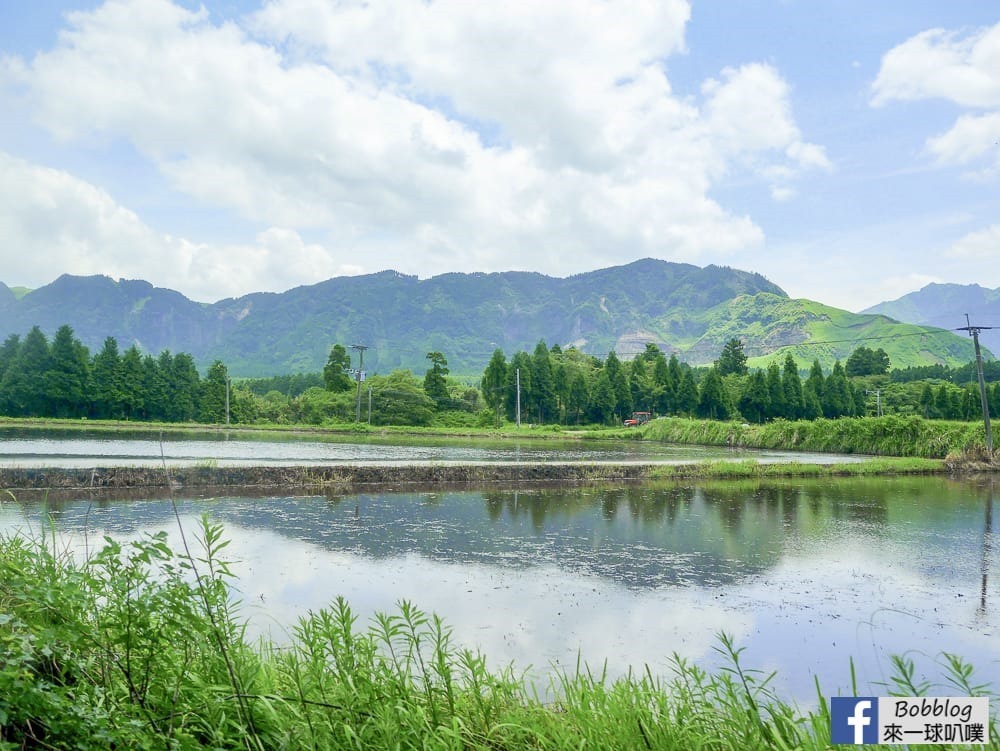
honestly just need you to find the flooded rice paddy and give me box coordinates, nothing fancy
[0,426,869,467]
[2,476,997,705]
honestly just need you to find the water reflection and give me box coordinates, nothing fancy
[981,486,994,617]
[2,477,997,703]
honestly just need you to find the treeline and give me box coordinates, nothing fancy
[2,324,998,428]
[479,339,1000,426]
[0,326,484,427]
[890,360,1000,384]
[480,339,863,425]
[0,326,239,423]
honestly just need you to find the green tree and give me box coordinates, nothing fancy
[764,361,784,421]
[0,327,51,416]
[675,369,699,416]
[481,349,507,412]
[0,333,20,386]
[698,368,731,420]
[371,370,436,426]
[293,386,353,425]
[628,356,650,412]
[781,354,804,420]
[934,383,954,420]
[91,337,123,419]
[604,350,631,419]
[588,369,616,424]
[552,362,569,422]
[531,341,557,423]
[846,346,891,377]
[200,360,230,423]
[504,352,533,422]
[652,352,674,415]
[822,361,853,418]
[567,371,589,424]
[167,353,200,422]
[143,353,169,421]
[323,344,353,392]
[739,370,770,424]
[45,325,90,418]
[803,360,825,419]
[919,382,936,418]
[716,338,748,376]
[120,345,145,420]
[424,351,451,410]
[961,386,978,420]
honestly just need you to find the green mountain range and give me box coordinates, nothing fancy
[0,260,987,376]
[862,282,1000,357]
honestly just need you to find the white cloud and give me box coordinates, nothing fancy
[0,152,351,300]
[872,25,1000,108]
[926,112,1000,174]
[4,0,829,288]
[946,225,1000,260]
[872,22,1000,176]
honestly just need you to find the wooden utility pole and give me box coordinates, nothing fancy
[957,316,994,455]
[351,344,368,422]
[516,368,521,428]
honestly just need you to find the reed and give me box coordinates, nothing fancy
[641,415,987,459]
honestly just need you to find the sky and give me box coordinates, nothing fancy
[0,1,998,312]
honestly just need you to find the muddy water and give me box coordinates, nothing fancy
[2,476,997,705]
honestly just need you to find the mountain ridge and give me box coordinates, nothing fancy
[0,260,986,376]
[862,282,1000,355]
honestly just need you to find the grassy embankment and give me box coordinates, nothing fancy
[623,415,993,462]
[2,516,996,750]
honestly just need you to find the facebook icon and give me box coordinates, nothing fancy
[831,697,879,744]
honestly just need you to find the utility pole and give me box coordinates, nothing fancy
[368,386,372,425]
[956,315,994,456]
[351,344,368,422]
[225,377,231,425]
[516,368,521,428]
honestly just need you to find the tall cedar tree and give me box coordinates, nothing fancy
[481,349,507,411]
[1,326,51,416]
[423,351,450,409]
[91,337,123,419]
[781,355,804,420]
[324,345,354,392]
[531,341,556,423]
[46,325,89,418]
[716,338,748,376]
[698,368,730,420]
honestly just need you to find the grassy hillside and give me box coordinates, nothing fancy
[675,293,986,371]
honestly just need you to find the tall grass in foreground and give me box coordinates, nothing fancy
[1,520,997,750]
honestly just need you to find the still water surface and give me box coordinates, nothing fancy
[0,427,866,467]
[3,477,997,705]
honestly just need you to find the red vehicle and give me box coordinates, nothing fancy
[623,411,652,427]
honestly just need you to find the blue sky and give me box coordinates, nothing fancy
[1,0,997,312]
